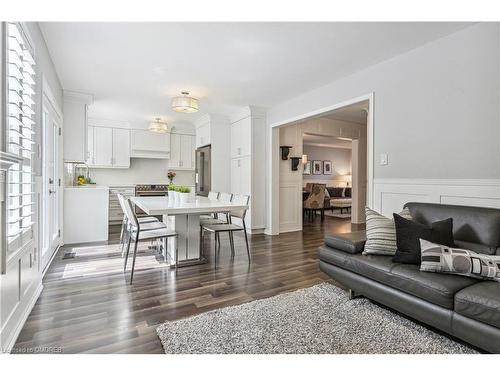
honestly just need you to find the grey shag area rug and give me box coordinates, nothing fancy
[156,283,477,354]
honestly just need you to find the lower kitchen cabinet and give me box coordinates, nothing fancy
[109,186,135,224]
[231,156,251,196]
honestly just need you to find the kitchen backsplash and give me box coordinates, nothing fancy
[86,158,195,186]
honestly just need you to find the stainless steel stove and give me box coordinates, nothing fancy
[134,184,168,215]
[135,184,169,196]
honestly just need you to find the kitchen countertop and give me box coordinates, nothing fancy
[64,185,109,190]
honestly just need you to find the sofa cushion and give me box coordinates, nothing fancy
[405,202,500,255]
[390,263,478,309]
[454,282,500,329]
[324,231,366,254]
[392,214,455,265]
[319,246,400,286]
[327,187,344,198]
[363,207,413,256]
[320,245,478,309]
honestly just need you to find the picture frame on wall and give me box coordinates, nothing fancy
[303,161,311,175]
[323,160,332,175]
[313,160,322,175]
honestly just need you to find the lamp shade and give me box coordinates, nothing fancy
[149,118,168,133]
[171,91,199,113]
[302,154,308,164]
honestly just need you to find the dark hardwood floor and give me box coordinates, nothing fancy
[13,216,364,354]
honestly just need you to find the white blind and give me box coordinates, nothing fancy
[6,22,36,253]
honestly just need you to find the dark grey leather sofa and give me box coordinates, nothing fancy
[319,202,500,353]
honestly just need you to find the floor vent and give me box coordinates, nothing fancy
[62,252,76,260]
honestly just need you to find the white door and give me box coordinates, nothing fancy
[94,127,113,166]
[180,135,193,169]
[112,128,130,167]
[41,97,61,271]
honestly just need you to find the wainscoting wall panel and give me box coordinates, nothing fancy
[373,179,500,217]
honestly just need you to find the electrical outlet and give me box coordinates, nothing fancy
[380,153,388,166]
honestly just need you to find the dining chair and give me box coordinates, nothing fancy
[201,194,250,269]
[121,197,178,284]
[200,191,221,221]
[303,183,326,221]
[117,193,164,256]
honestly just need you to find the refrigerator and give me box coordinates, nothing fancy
[195,145,211,196]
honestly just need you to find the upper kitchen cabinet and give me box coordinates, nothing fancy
[87,119,130,168]
[63,91,93,163]
[195,122,210,148]
[169,133,195,170]
[131,129,170,159]
[230,116,252,158]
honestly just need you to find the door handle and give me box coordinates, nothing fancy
[49,178,54,184]
[49,189,56,195]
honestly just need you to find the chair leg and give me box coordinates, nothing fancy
[229,232,235,257]
[175,235,179,275]
[321,208,325,221]
[123,234,131,271]
[243,223,250,263]
[130,239,139,285]
[214,232,218,270]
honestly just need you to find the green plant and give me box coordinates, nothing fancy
[178,186,190,193]
[167,184,175,191]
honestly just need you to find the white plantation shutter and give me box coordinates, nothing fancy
[6,22,36,254]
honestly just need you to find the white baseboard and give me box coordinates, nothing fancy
[3,282,43,353]
[373,178,500,217]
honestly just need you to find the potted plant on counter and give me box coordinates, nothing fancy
[168,185,178,203]
[178,186,191,204]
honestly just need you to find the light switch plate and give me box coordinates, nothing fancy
[380,153,388,166]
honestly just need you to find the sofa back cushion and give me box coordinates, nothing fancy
[327,187,344,198]
[405,202,500,254]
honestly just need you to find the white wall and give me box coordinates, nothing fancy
[303,145,352,186]
[268,23,500,180]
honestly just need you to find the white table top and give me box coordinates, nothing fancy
[130,196,248,215]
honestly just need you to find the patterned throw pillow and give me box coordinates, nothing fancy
[420,239,500,281]
[363,207,413,256]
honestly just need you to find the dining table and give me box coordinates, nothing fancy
[130,195,249,267]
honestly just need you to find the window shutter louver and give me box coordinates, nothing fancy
[5,22,36,253]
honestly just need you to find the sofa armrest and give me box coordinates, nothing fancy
[324,231,366,254]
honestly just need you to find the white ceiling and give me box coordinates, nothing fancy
[322,100,369,124]
[40,22,472,127]
[303,134,352,149]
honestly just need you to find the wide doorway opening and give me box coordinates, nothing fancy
[274,95,372,235]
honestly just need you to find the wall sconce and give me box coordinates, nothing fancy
[280,146,292,160]
[290,157,302,171]
[302,154,308,164]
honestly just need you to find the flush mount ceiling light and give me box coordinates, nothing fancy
[171,91,199,113]
[149,118,168,133]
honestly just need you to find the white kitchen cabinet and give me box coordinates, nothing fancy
[131,129,170,159]
[94,126,113,166]
[87,126,130,168]
[229,107,266,233]
[112,128,130,168]
[63,91,93,163]
[231,156,251,196]
[230,116,251,158]
[196,122,210,148]
[169,133,195,170]
[64,186,109,244]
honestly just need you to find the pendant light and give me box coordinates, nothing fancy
[149,118,168,133]
[171,91,199,113]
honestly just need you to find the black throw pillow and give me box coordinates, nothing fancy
[392,213,454,265]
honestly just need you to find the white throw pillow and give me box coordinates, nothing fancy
[363,207,413,256]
